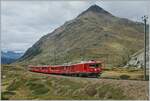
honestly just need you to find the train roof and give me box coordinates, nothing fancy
[71,60,102,65]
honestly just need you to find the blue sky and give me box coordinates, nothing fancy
[1,0,150,53]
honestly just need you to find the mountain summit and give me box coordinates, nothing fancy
[18,5,144,67]
[78,5,112,17]
[85,4,110,14]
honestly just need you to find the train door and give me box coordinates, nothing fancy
[71,65,75,74]
[35,67,39,72]
[74,64,79,74]
[86,64,92,73]
[48,67,51,73]
[63,66,67,74]
[76,64,82,73]
[41,67,45,73]
[61,66,65,74]
[58,66,63,74]
[83,64,88,73]
[79,64,84,73]
[51,67,55,73]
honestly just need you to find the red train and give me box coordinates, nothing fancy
[28,60,103,77]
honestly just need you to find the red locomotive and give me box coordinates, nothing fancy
[28,60,103,77]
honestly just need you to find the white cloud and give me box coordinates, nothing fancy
[1,0,149,52]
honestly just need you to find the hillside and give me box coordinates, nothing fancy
[18,5,145,67]
[1,65,149,100]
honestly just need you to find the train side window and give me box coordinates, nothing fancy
[89,64,101,68]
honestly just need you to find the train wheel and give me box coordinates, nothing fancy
[76,74,79,77]
[96,73,101,78]
[78,74,82,77]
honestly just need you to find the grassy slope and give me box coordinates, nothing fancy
[1,65,149,100]
[17,9,145,67]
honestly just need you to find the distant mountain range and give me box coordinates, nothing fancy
[17,5,148,67]
[1,51,24,64]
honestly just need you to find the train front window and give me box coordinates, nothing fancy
[89,64,101,68]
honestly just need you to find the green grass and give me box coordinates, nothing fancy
[26,82,49,95]
[97,84,128,100]
[1,91,16,100]
[1,65,149,100]
[85,85,97,96]
[3,73,128,100]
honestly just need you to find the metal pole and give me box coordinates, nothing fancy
[144,18,146,80]
[142,15,148,80]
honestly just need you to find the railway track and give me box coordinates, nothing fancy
[30,71,148,82]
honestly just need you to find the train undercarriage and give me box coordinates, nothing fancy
[62,73,101,78]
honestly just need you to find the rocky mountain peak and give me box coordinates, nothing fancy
[86,4,105,12]
[77,4,112,17]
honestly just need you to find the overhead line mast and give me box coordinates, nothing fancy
[142,15,148,80]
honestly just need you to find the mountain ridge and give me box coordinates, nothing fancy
[1,51,23,64]
[77,4,113,17]
[18,5,145,67]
